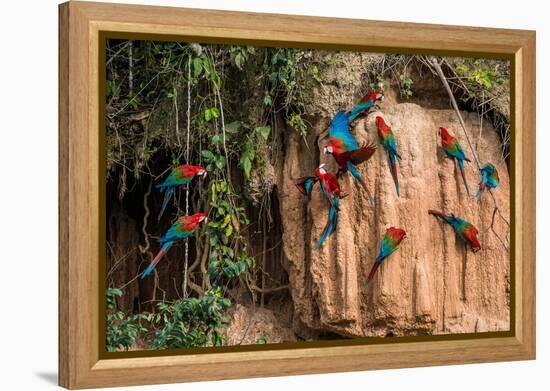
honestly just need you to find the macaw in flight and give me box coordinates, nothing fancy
[141,213,208,278]
[376,116,401,197]
[476,163,499,199]
[366,227,407,287]
[323,111,377,205]
[428,209,481,253]
[438,127,471,196]
[156,165,207,220]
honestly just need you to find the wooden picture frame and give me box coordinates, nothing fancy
[59,1,536,388]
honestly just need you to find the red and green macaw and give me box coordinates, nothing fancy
[314,164,347,249]
[324,111,377,205]
[366,227,407,287]
[477,163,499,199]
[348,92,385,122]
[156,165,207,220]
[295,164,348,248]
[141,213,207,278]
[428,209,481,253]
[438,127,471,196]
[376,116,401,197]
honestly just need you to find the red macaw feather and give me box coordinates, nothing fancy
[349,142,377,165]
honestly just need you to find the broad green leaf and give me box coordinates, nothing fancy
[225,121,241,133]
[201,150,215,161]
[256,126,271,140]
[241,157,252,178]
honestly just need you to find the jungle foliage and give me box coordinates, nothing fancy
[105,40,510,351]
[106,40,324,350]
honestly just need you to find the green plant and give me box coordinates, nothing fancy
[205,180,254,285]
[106,288,149,352]
[399,74,414,99]
[455,59,506,90]
[151,288,231,349]
[255,335,268,344]
[370,75,386,92]
[239,126,270,179]
[266,49,312,137]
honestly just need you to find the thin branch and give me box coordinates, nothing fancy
[138,180,153,254]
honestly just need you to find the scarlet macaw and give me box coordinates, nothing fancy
[141,213,207,278]
[366,227,407,287]
[476,163,499,199]
[348,92,385,122]
[156,165,207,220]
[314,164,348,249]
[376,116,401,197]
[438,127,471,196]
[324,111,377,205]
[295,164,347,248]
[428,209,481,252]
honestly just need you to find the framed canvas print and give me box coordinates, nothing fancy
[58,1,536,389]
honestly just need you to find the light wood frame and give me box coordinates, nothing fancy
[59,1,536,389]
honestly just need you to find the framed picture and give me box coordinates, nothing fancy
[59,1,536,389]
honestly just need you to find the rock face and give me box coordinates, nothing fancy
[273,64,510,338]
[225,304,297,345]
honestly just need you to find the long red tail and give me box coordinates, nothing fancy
[365,262,381,287]
[389,155,400,197]
[457,161,470,196]
[358,176,374,206]
[141,241,173,278]
[428,209,446,219]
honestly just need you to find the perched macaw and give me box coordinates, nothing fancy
[476,163,499,199]
[376,116,401,197]
[324,111,377,205]
[156,165,207,220]
[438,127,471,196]
[428,209,481,253]
[141,213,208,278]
[348,92,385,122]
[314,164,347,249]
[366,227,407,287]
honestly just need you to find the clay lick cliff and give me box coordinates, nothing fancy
[105,47,511,345]
[255,53,511,340]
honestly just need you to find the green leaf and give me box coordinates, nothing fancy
[241,157,252,178]
[256,126,271,141]
[215,155,225,169]
[221,214,231,228]
[210,134,222,145]
[201,150,215,161]
[204,107,220,122]
[235,52,245,70]
[193,57,203,79]
[225,224,233,238]
[225,121,241,133]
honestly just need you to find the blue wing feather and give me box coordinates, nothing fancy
[348,100,375,122]
[329,111,359,151]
